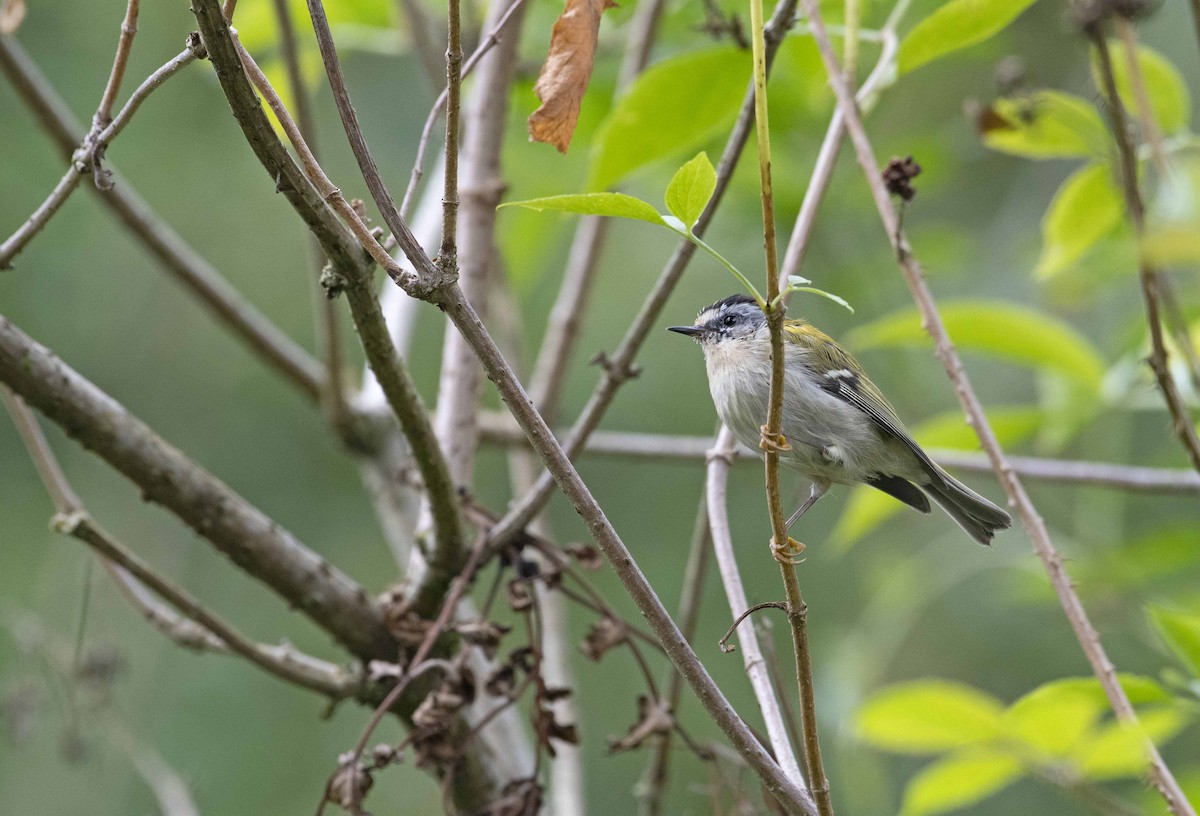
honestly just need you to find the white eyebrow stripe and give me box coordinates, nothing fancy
[825,369,856,380]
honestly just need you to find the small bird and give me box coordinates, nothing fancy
[669,293,1012,546]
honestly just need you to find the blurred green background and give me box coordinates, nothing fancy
[2,0,1198,813]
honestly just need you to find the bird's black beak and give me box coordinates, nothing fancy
[667,325,705,338]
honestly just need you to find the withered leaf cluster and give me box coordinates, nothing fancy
[607,694,673,754]
[580,616,627,661]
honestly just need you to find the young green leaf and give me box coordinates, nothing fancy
[1072,708,1190,780]
[856,680,1006,755]
[586,47,750,191]
[898,0,1040,76]
[899,748,1024,816]
[1091,41,1191,134]
[847,300,1107,392]
[1149,606,1200,678]
[500,192,665,225]
[664,152,717,232]
[1005,680,1106,758]
[1036,163,1124,278]
[978,91,1109,160]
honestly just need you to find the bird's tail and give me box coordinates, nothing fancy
[923,468,1012,546]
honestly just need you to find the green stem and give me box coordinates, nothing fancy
[748,0,833,810]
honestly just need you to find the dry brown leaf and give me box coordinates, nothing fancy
[0,0,26,33]
[527,0,617,153]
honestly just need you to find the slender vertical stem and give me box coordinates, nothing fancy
[439,0,462,272]
[93,0,141,128]
[638,492,715,816]
[268,0,350,431]
[748,0,832,807]
[1092,29,1200,476]
[707,428,804,786]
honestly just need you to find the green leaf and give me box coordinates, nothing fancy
[1073,708,1190,780]
[899,748,1024,816]
[857,680,1005,755]
[500,193,665,226]
[979,91,1110,160]
[1005,680,1106,757]
[664,153,717,232]
[1035,163,1124,279]
[899,0,1040,76]
[1149,607,1200,677]
[587,47,750,191]
[833,407,1040,547]
[847,301,1107,391]
[1091,41,1191,134]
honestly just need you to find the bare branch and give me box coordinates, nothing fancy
[56,511,365,698]
[707,428,804,786]
[1092,24,1200,476]
[1,386,365,697]
[638,493,713,816]
[480,418,1200,495]
[0,163,83,268]
[393,0,444,88]
[268,0,352,430]
[197,10,466,619]
[0,35,326,401]
[411,0,530,608]
[92,0,141,129]
[799,2,1195,812]
[0,314,397,660]
[398,0,528,220]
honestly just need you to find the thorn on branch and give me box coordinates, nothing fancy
[882,155,921,203]
[718,602,788,654]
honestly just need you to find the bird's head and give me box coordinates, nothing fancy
[667,293,766,352]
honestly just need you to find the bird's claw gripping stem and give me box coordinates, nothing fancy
[759,425,791,454]
[770,535,805,565]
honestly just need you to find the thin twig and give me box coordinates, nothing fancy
[223,25,466,618]
[397,0,528,220]
[0,36,325,400]
[0,163,82,269]
[1114,18,1168,175]
[409,0,529,609]
[476,416,1200,493]
[742,0,830,803]
[269,0,351,431]
[394,0,444,87]
[707,428,804,786]
[637,494,713,816]
[1094,23,1200,476]
[483,0,801,554]
[57,512,364,698]
[1,387,363,698]
[719,603,789,654]
[93,0,141,129]
[338,532,490,811]
[0,47,196,269]
[0,314,397,660]
[801,2,1195,812]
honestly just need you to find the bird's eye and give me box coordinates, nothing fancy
[722,314,737,327]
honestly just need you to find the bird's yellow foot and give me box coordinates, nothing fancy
[759,425,791,454]
[770,536,806,565]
